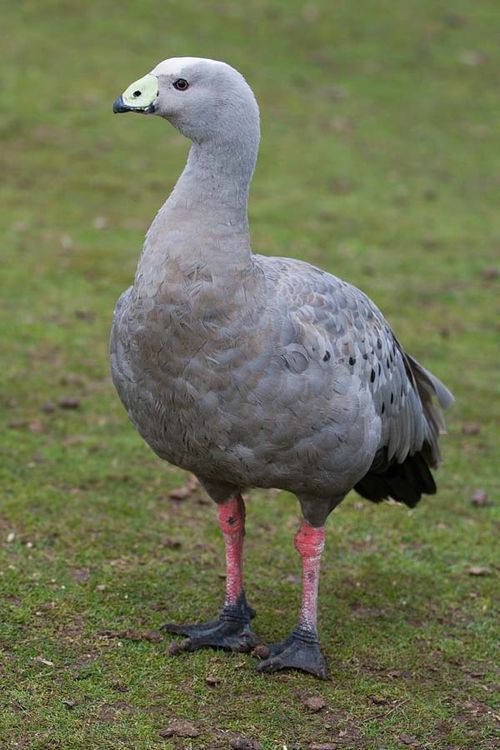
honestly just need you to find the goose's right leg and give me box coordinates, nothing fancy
[163,494,259,653]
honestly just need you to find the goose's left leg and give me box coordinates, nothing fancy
[256,518,327,678]
[163,494,259,653]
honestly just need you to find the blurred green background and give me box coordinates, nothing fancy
[1,1,498,748]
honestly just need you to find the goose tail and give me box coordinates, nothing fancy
[355,356,454,508]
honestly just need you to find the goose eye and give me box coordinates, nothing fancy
[173,79,189,91]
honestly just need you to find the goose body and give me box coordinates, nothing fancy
[111,58,453,677]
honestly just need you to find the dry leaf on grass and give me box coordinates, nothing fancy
[230,738,263,750]
[467,566,492,577]
[302,695,327,712]
[398,733,418,746]
[159,720,201,738]
[168,475,199,501]
[71,568,90,583]
[34,656,54,667]
[205,675,222,686]
[160,536,182,549]
[369,694,390,705]
[58,396,81,409]
[462,422,481,435]
[168,486,191,501]
[470,489,488,506]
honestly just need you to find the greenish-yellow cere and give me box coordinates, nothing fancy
[122,73,158,108]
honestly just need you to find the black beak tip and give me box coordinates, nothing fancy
[113,96,129,114]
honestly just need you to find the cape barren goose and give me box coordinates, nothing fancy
[111,57,453,678]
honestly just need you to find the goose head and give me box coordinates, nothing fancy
[113,56,259,145]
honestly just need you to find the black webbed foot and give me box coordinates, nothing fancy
[255,626,328,679]
[162,593,259,653]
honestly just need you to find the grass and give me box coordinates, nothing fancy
[1,0,499,748]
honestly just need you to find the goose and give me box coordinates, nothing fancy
[110,57,453,679]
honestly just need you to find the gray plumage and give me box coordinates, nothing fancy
[110,57,453,528]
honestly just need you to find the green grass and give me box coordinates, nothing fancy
[1,1,499,748]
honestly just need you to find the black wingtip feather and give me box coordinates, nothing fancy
[354,447,436,508]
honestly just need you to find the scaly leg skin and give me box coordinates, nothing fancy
[162,495,259,653]
[256,520,328,679]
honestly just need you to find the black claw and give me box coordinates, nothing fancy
[255,627,328,679]
[162,593,259,653]
[162,618,220,637]
[164,620,258,653]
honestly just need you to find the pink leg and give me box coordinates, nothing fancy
[163,493,257,652]
[256,519,327,678]
[295,520,325,635]
[218,495,245,606]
